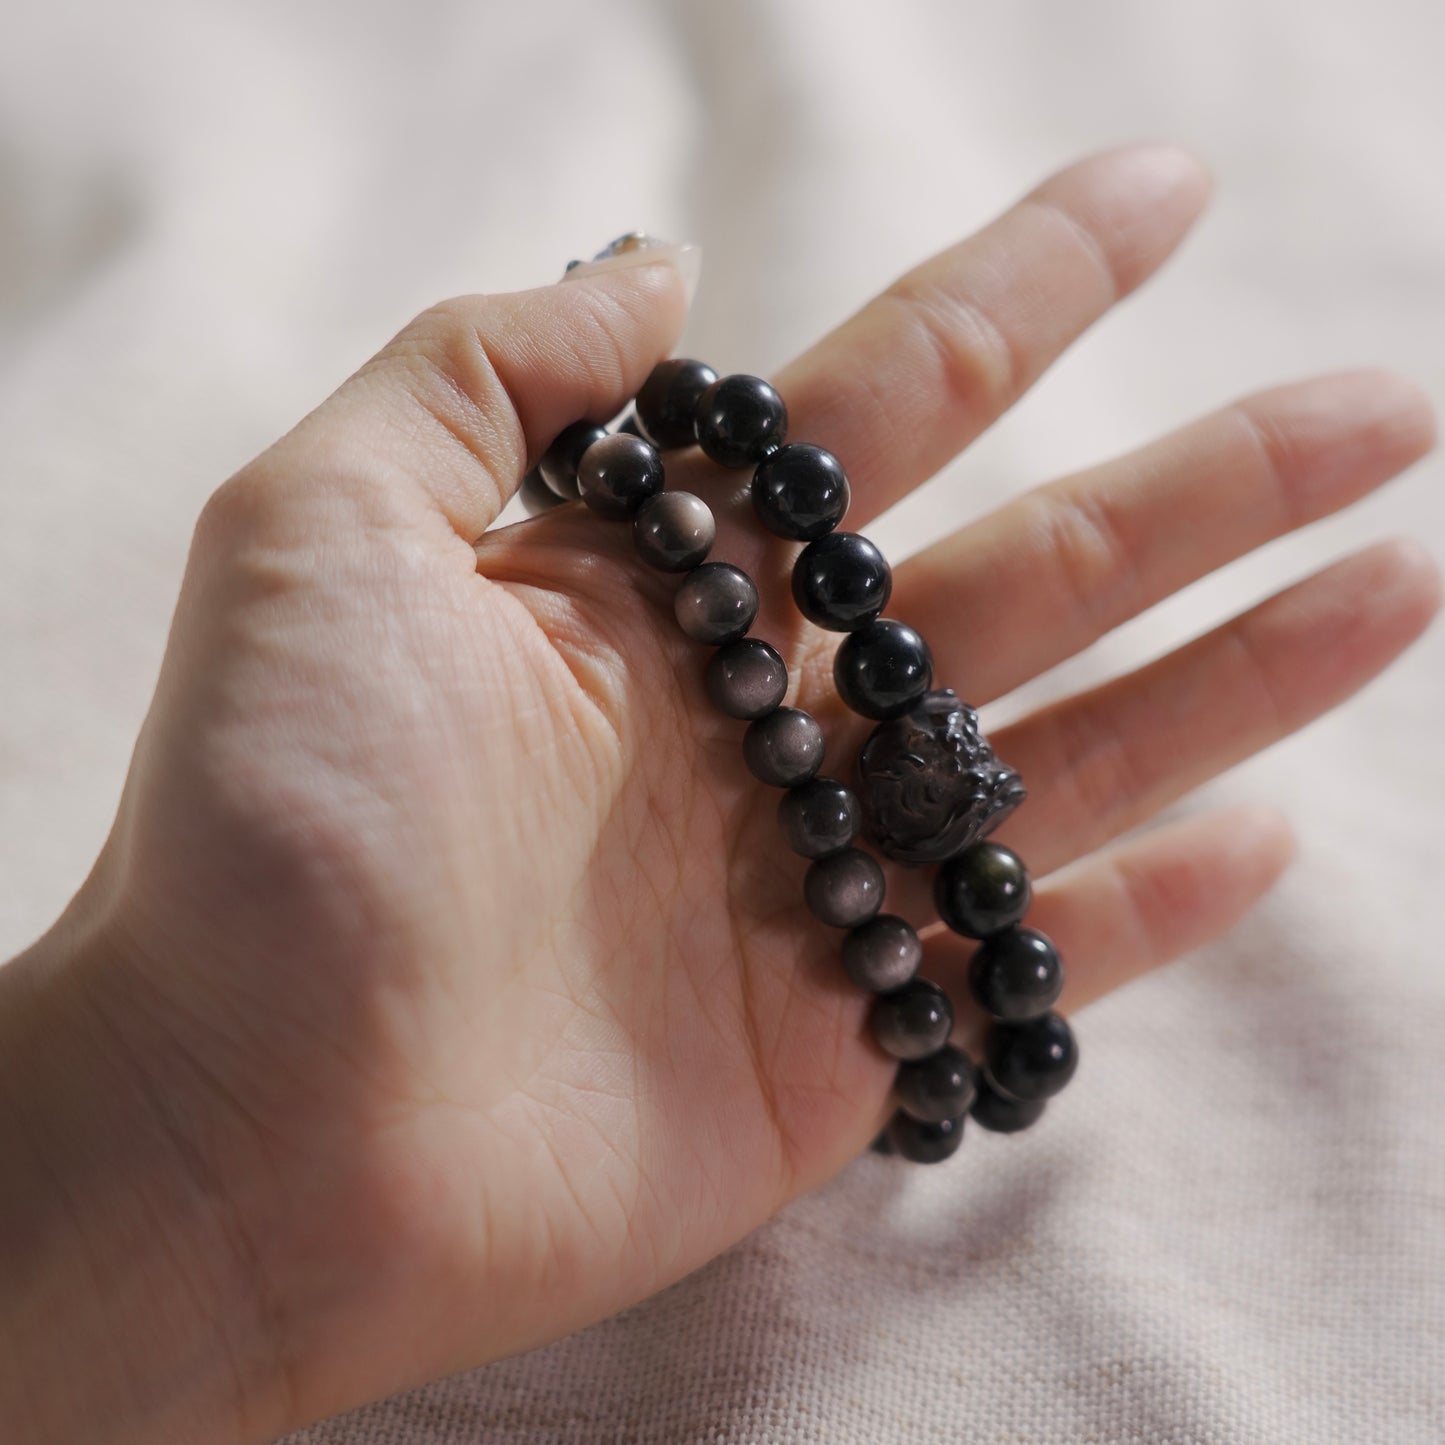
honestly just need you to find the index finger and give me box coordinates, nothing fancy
[771,144,1213,530]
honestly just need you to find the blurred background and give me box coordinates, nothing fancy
[2,2,1442,1440]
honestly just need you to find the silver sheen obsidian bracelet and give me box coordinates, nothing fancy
[519,235,1078,1164]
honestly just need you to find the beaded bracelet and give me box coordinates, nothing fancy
[518,236,1079,1164]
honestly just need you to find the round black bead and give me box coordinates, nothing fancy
[934,842,1032,939]
[519,468,564,516]
[871,979,953,1061]
[841,914,921,992]
[791,532,892,632]
[674,563,758,645]
[694,374,788,467]
[968,927,1063,1022]
[750,444,851,540]
[886,1110,965,1164]
[777,776,860,859]
[833,619,933,720]
[970,1078,1047,1134]
[577,433,665,518]
[804,849,884,928]
[894,1044,978,1124]
[635,358,718,449]
[742,707,824,787]
[705,638,788,720]
[983,1012,1078,1102]
[634,492,715,571]
[539,420,608,499]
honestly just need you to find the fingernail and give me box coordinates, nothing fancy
[563,238,702,308]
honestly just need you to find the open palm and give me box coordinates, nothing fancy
[73,146,1437,1440]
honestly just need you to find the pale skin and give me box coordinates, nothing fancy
[0,145,1439,1444]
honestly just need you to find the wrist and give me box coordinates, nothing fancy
[0,900,294,1445]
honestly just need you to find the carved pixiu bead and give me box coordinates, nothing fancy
[856,688,1026,866]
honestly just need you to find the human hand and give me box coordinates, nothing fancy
[2,145,1437,1444]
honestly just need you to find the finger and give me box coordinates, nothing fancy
[917,804,1297,1057]
[235,259,689,540]
[991,538,1442,877]
[770,145,1212,527]
[893,369,1438,702]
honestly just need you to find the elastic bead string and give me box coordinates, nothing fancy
[522,255,1078,1163]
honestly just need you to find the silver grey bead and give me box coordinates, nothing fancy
[869,978,952,1059]
[577,433,664,518]
[674,563,758,645]
[705,638,788,719]
[519,468,565,516]
[842,914,922,992]
[633,491,716,572]
[777,777,861,860]
[894,1044,977,1123]
[804,849,885,928]
[742,706,824,787]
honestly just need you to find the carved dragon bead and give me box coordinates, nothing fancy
[856,687,1027,865]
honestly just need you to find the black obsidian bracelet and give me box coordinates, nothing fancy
[520,238,1078,1164]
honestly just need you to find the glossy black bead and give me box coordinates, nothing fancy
[674,563,758,645]
[751,444,851,540]
[968,927,1063,1022]
[833,619,933,720]
[742,707,824,787]
[519,468,564,516]
[935,842,1032,939]
[969,1078,1047,1134]
[539,420,608,499]
[705,638,788,720]
[777,776,860,860]
[870,978,953,1061]
[894,1044,978,1124]
[791,532,892,632]
[634,492,715,571]
[886,1110,966,1164]
[635,358,719,449]
[577,433,665,518]
[841,913,921,992]
[984,1012,1078,1102]
[869,1129,895,1156]
[694,374,788,467]
[804,849,884,928]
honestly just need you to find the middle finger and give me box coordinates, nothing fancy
[891,368,1436,704]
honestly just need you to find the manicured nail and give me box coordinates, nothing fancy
[563,238,702,308]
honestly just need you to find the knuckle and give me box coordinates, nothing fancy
[1052,698,1146,848]
[1021,195,1123,305]
[1224,619,1295,737]
[1232,399,1307,530]
[552,282,638,396]
[1028,483,1142,639]
[880,277,1020,419]
[1109,849,1179,965]
[192,467,277,554]
[370,297,526,479]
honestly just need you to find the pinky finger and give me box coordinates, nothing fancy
[919,803,1297,1052]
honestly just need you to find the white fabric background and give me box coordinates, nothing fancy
[3,1,1443,1440]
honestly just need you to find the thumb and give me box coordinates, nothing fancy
[240,245,695,540]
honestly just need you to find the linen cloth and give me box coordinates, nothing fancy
[2,2,1442,1440]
